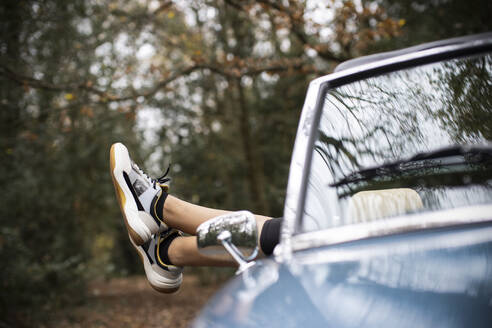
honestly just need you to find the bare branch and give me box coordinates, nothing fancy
[224,0,350,63]
[152,1,173,16]
[0,58,323,103]
[255,0,288,12]
[0,64,108,97]
[0,63,199,102]
[222,0,244,11]
[110,1,174,22]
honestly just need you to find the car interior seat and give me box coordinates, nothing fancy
[348,188,424,223]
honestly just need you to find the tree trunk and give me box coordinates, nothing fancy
[235,78,269,214]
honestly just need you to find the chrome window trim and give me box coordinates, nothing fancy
[291,205,492,252]
[295,221,492,267]
[276,35,492,262]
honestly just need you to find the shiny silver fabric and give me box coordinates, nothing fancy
[196,211,259,266]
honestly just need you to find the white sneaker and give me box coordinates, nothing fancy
[110,142,170,245]
[132,229,183,293]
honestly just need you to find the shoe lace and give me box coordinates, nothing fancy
[133,163,171,189]
[155,165,171,188]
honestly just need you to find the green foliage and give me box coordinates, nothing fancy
[369,0,492,52]
[1,0,491,326]
[0,0,143,325]
[167,2,313,216]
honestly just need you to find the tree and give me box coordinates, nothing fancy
[3,0,489,326]
[0,0,147,325]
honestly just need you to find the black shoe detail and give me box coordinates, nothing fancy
[123,172,144,211]
[157,230,180,267]
[155,190,168,222]
[132,178,149,197]
[150,193,164,226]
[141,239,154,264]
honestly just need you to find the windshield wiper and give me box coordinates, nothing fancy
[330,144,492,187]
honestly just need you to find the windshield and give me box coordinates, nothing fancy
[301,53,492,232]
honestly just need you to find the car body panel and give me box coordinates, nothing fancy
[193,33,492,327]
[195,221,492,327]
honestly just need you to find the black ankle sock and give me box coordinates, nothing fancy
[260,217,282,256]
[158,231,179,265]
[154,190,168,222]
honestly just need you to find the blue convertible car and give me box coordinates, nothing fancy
[193,33,492,327]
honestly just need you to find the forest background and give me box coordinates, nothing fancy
[1,0,491,326]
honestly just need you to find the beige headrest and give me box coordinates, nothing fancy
[348,188,423,223]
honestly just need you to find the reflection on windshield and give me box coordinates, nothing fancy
[302,54,492,232]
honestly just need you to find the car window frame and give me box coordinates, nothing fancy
[276,35,492,261]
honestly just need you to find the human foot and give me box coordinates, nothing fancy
[131,229,183,293]
[110,142,170,245]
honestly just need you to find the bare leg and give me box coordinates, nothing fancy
[162,195,272,258]
[168,236,236,267]
[163,195,271,236]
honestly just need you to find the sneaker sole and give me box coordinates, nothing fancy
[130,235,182,293]
[110,143,158,246]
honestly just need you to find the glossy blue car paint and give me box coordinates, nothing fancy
[195,223,492,327]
